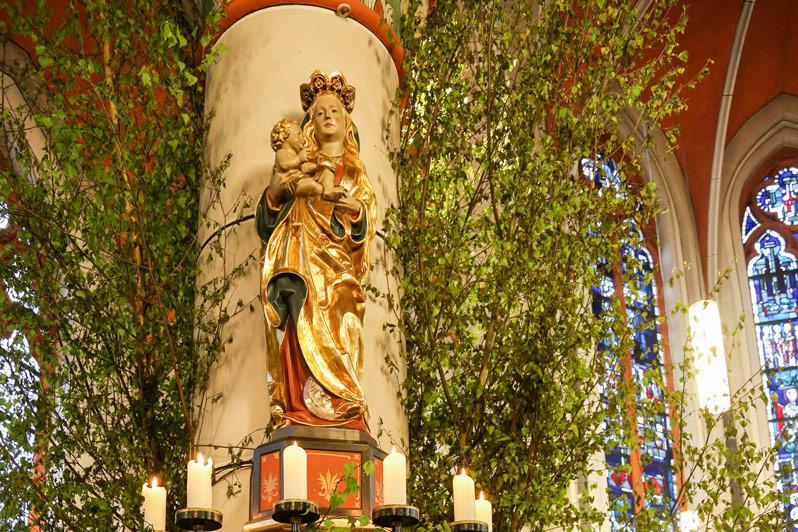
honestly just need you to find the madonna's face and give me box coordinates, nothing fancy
[313,93,345,143]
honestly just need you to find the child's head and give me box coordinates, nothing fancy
[270,119,303,152]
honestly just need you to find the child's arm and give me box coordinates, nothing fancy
[317,168,335,190]
[300,161,318,174]
[293,177,324,197]
[318,168,347,201]
[275,149,302,172]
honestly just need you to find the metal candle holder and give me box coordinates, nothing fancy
[372,504,420,531]
[272,499,321,532]
[450,521,489,532]
[175,508,223,531]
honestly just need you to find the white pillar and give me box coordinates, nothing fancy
[200,4,406,529]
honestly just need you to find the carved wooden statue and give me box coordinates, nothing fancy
[256,71,376,432]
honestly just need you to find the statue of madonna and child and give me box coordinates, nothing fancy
[256,71,377,433]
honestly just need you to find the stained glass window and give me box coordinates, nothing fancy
[623,245,675,515]
[743,206,761,244]
[584,155,678,528]
[741,166,798,528]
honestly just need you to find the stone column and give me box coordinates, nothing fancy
[199,3,406,529]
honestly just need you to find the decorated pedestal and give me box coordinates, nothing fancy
[246,426,386,529]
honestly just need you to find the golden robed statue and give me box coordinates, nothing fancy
[256,71,377,432]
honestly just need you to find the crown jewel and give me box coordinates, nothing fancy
[300,70,356,113]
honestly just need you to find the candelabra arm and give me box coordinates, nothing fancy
[373,504,420,531]
[175,508,223,531]
[272,499,321,532]
[451,520,489,532]
[291,517,302,532]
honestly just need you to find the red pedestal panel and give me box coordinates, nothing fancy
[250,426,386,522]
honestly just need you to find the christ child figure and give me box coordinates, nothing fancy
[270,118,345,201]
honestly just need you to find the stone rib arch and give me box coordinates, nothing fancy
[619,108,704,363]
[716,93,798,451]
[619,110,711,500]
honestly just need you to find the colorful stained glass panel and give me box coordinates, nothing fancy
[748,231,798,325]
[755,167,798,225]
[593,245,676,527]
[586,155,677,528]
[742,206,761,244]
[581,155,623,194]
[743,180,798,528]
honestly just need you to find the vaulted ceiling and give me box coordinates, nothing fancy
[673,0,798,264]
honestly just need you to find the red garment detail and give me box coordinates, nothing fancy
[776,402,785,431]
[334,163,344,186]
[280,319,368,431]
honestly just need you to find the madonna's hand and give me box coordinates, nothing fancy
[334,194,362,217]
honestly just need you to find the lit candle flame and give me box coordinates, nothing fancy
[151,476,158,489]
[197,452,204,465]
[293,441,298,447]
[479,490,485,500]
[391,445,396,453]
[460,467,467,476]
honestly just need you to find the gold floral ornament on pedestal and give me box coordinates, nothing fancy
[256,70,377,433]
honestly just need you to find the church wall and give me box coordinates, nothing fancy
[725,0,798,145]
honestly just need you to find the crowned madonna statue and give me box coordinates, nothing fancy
[256,70,377,433]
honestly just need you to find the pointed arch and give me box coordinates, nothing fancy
[715,93,798,456]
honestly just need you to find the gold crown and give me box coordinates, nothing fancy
[300,70,356,113]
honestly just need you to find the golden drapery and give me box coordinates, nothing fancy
[259,161,376,429]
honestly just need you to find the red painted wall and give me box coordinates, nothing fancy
[726,0,798,143]
[670,0,742,261]
[670,0,798,266]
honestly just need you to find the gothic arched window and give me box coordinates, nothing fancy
[741,165,798,524]
[584,156,678,526]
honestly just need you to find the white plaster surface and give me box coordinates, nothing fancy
[200,6,406,530]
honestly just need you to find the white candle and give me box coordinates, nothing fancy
[283,441,307,499]
[383,446,407,505]
[475,491,492,532]
[187,452,213,509]
[453,468,475,521]
[141,477,166,531]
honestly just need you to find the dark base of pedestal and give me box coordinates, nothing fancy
[249,426,387,523]
[242,519,375,531]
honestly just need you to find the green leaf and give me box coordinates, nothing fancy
[329,492,346,510]
[363,460,374,475]
[139,67,152,87]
